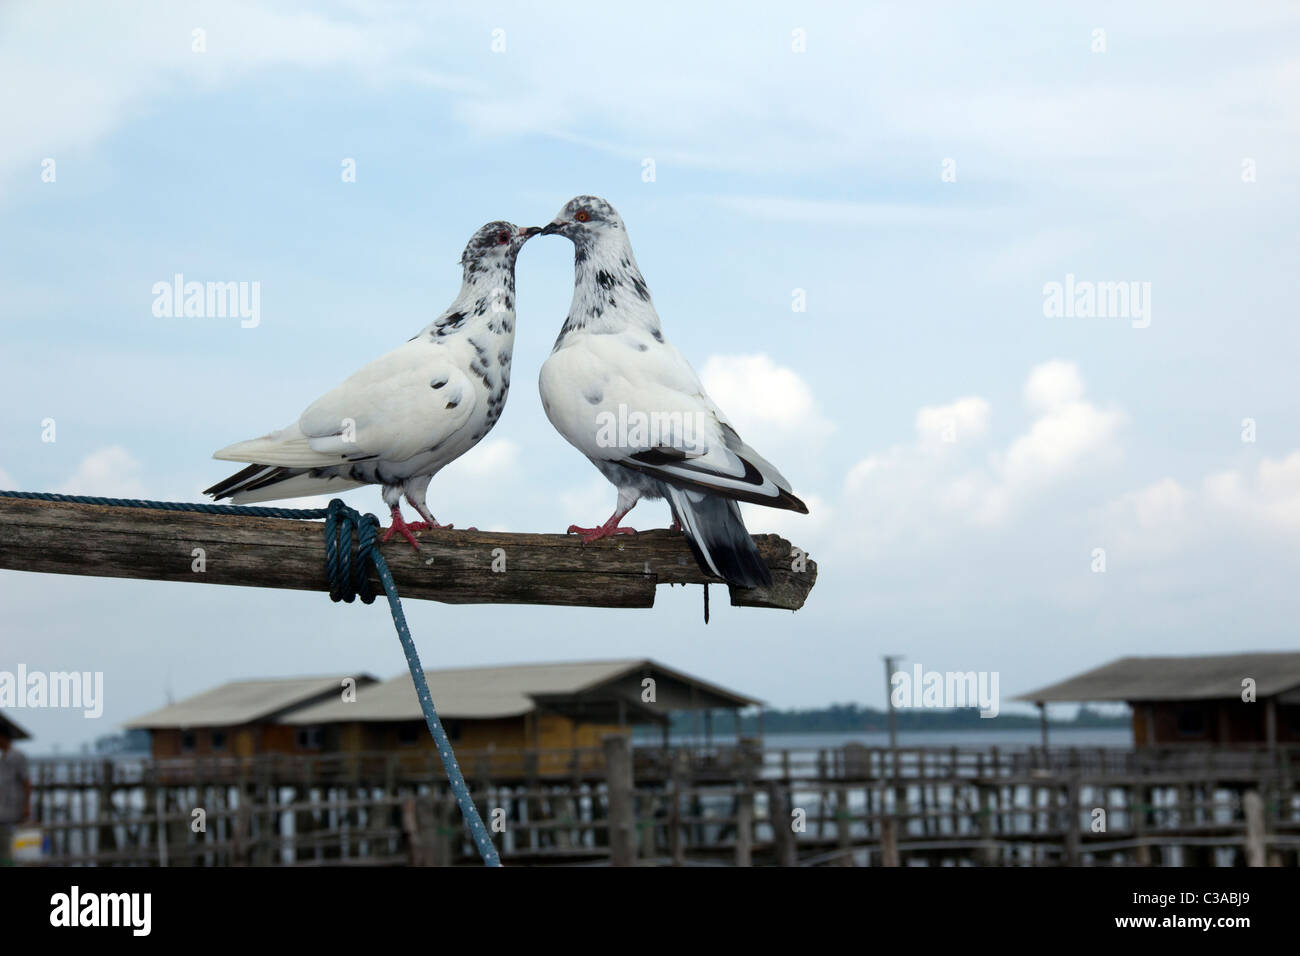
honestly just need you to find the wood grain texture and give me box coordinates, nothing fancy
[0,496,817,610]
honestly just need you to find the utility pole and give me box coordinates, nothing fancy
[883,656,902,778]
[883,655,904,864]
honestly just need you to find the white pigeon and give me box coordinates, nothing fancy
[205,221,537,548]
[536,196,807,588]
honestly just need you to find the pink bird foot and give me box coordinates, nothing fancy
[380,508,451,550]
[567,519,638,544]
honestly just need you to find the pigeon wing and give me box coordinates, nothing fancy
[215,342,477,468]
[541,331,807,512]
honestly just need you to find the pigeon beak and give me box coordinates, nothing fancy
[539,221,564,236]
[519,226,542,239]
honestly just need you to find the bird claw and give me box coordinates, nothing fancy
[381,509,452,551]
[381,521,422,550]
[567,523,638,544]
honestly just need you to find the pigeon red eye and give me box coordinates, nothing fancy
[496,231,510,244]
[575,210,590,222]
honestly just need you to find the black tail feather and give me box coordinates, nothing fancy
[203,463,304,501]
[665,486,772,589]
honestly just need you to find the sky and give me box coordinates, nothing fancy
[1,1,1298,750]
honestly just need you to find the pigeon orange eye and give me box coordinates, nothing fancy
[574,210,590,222]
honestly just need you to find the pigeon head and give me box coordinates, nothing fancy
[461,221,538,274]
[538,196,625,240]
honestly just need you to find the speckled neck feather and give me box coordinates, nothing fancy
[423,252,518,340]
[557,227,660,343]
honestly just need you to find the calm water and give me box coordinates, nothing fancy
[647,727,1134,750]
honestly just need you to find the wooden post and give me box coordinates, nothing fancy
[767,782,797,866]
[1132,785,1151,866]
[1063,776,1081,866]
[402,797,428,866]
[0,496,816,610]
[977,784,997,866]
[165,785,191,867]
[435,792,456,866]
[233,799,251,866]
[881,816,900,867]
[96,759,118,859]
[735,786,754,867]
[523,750,541,854]
[295,760,316,863]
[816,750,829,838]
[603,735,636,867]
[1243,790,1266,867]
[155,787,169,867]
[835,785,854,866]
[669,750,688,865]
[883,656,900,780]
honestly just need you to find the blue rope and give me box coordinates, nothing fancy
[0,489,502,867]
[370,548,500,866]
[323,500,377,604]
[0,490,329,519]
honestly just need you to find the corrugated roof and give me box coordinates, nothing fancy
[1016,653,1300,702]
[125,675,377,729]
[281,659,759,723]
[282,660,644,723]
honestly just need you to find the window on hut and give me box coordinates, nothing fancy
[1284,706,1300,737]
[1176,704,1208,738]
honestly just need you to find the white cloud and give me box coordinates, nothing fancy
[700,353,833,451]
[915,396,990,448]
[1205,452,1300,529]
[838,361,1124,556]
[1024,360,1085,412]
[10,2,1295,199]
[0,1,423,196]
[56,446,147,498]
[1127,478,1189,529]
[1001,399,1124,487]
[1097,453,1300,572]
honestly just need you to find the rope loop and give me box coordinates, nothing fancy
[323,499,378,604]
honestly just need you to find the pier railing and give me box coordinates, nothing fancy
[24,742,1300,866]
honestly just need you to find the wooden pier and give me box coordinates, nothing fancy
[25,741,1300,866]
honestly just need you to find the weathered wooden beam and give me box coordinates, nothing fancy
[0,496,816,610]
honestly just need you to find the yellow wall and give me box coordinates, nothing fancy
[150,714,632,777]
